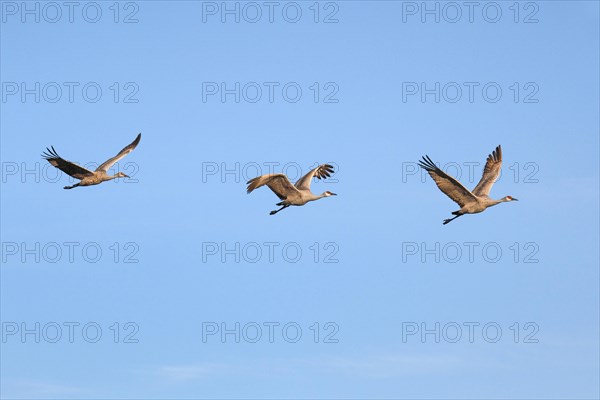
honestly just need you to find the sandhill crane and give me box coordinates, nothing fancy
[42,133,141,189]
[247,164,337,215]
[419,145,518,225]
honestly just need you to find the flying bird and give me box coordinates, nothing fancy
[42,133,141,189]
[247,164,337,215]
[418,145,518,225]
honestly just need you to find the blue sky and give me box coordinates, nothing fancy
[1,1,598,398]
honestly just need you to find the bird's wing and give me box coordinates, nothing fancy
[472,145,502,197]
[95,133,141,172]
[247,174,299,200]
[294,164,334,191]
[42,146,94,179]
[418,155,478,207]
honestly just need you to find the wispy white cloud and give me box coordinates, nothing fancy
[313,354,467,378]
[156,362,227,381]
[1,378,83,399]
[151,352,468,383]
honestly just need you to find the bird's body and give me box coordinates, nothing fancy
[42,133,141,189]
[70,170,125,187]
[247,164,337,215]
[458,196,504,214]
[418,145,518,224]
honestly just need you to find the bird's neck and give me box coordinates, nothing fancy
[306,193,325,202]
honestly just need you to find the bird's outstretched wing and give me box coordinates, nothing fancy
[294,164,334,191]
[418,155,478,207]
[96,133,141,172]
[247,174,299,200]
[472,145,502,197]
[42,146,94,179]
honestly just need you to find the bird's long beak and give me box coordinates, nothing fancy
[122,174,130,178]
[330,192,337,196]
[512,198,518,201]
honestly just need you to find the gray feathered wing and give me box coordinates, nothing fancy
[96,133,141,172]
[42,147,94,179]
[246,174,299,200]
[294,164,334,191]
[418,155,478,207]
[472,145,502,197]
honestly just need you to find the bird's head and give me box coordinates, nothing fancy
[504,196,518,202]
[116,172,130,179]
[323,191,337,197]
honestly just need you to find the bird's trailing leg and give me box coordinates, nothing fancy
[443,212,462,225]
[63,183,80,190]
[270,204,289,215]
